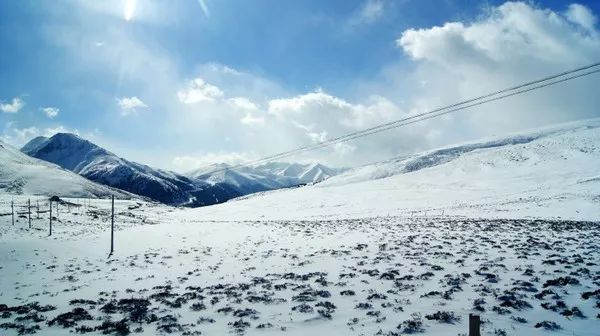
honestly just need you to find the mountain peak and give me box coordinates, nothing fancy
[1,138,131,198]
[20,135,49,153]
[48,132,96,148]
[22,132,110,172]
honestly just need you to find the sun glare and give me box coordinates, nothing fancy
[124,0,136,21]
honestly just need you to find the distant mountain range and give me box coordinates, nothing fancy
[20,133,344,206]
[185,162,343,195]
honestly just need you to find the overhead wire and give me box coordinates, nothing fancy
[196,62,600,175]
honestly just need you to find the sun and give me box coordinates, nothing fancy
[124,0,136,21]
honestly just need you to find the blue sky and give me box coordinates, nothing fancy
[1,0,599,171]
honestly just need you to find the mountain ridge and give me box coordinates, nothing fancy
[21,134,343,206]
[0,139,134,199]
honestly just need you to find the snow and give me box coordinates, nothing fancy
[186,162,345,195]
[21,133,238,206]
[22,135,345,206]
[195,118,600,222]
[0,140,132,199]
[1,199,598,335]
[1,118,599,335]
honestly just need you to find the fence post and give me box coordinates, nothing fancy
[49,200,53,236]
[469,314,481,336]
[37,200,40,219]
[28,199,31,228]
[11,199,14,225]
[110,196,115,255]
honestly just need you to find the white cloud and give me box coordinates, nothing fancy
[228,97,259,110]
[1,97,24,113]
[172,152,254,172]
[398,2,599,68]
[41,107,59,119]
[268,90,397,131]
[12,127,39,143]
[1,125,80,147]
[177,77,224,104]
[566,4,597,32]
[117,96,147,115]
[393,1,600,135]
[358,0,384,24]
[44,125,79,137]
[240,113,265,125]
[268,90,352,117]
[176,77,267,126]
[347,0,385,27]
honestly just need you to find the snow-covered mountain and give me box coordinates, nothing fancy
[0,139,132,198]
[185,162,345,195]
[255,162,343,183]
[196,118,600,221]
[21,134,344,206]
[21,133,239,206]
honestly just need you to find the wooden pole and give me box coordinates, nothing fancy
[110,196,115,255]
[469,314,481,336]
[11,199,14,226]
[49,200,52,236]
[28,199,31,228]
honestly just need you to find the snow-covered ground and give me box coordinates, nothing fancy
[1,119,599,335]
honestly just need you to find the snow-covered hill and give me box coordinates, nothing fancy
[196,118,600,221]
[0,139,132,198]
[21,133,239,206]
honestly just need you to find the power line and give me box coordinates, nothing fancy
[203,62,600,175]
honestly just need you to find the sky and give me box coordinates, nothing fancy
[1,0,599,172]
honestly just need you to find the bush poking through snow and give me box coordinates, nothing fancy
[397,313,424,333]
[534,321,561,330]
[47,308,93,328]
[542,276,580,288]
[424,311,460,324]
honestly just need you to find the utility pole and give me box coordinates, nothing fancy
[28,199,31,228]
[110,196,115,256]
[469,314,481,336]
[11,199,14,226]
[49,200,52,236]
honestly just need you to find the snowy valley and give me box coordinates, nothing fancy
[0,119,599,335]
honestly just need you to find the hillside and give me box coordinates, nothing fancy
[195,118,600,221]
[0,139,132,198]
